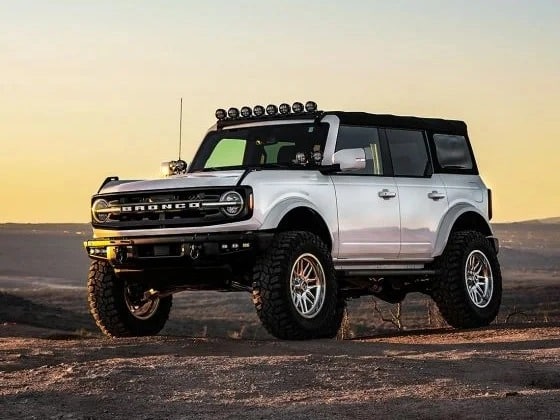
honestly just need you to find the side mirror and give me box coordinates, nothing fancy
[332,148,366,172]
[161,160,188,177]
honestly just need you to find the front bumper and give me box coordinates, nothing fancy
[84,231,274,268]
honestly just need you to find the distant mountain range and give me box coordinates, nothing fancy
[498,217,560,225]
[0,223,90,234]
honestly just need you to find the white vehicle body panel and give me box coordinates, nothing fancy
[331,175,400,260]
[396,174,449,259]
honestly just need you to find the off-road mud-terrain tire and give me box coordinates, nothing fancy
[252,231,345,340]
[431,230,501,328]
[87,260,172,337]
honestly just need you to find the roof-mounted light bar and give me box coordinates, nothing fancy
[215,101,319,121]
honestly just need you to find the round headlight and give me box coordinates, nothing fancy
[305,101,317,112]
[215,108,227,120]
[220,191,244,217]
[292,102,304,113]
[279,103,290,115]
[253,105,265,117]
[266,104,278,115]
[240,106,252,118]
[92,199,109,223]
[227,107,240,119]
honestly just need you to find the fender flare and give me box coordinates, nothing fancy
[260,196,335,243]
[433,204,492,258]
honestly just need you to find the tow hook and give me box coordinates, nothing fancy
[189,244,201,260]
[115,246,127,264]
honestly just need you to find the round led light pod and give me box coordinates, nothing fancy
[295,152,307,164]
[305,101,317,112]
[215,108,227,120]
[240,106,252,118]
[220,191,244,217]
[266,104,278,115]
[253,105,265,117]
[227,107,240,119]
[292,102,304,113]
[92,199,109,223]
[279,103,290,115]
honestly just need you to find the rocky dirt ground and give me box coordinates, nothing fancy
[1,324,559,419]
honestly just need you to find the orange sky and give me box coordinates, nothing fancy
[1,1,559,223]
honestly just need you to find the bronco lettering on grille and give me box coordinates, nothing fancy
[120,202,202,212]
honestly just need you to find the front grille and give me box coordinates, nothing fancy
[92,187,251,230]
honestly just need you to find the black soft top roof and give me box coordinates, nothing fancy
[217,110,468,136]
[327,111,467,135]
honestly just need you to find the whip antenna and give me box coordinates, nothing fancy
[178,97,183,160]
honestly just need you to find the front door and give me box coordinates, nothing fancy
[331,125,401,260]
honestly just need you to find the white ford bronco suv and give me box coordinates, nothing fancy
[85,101,501,340]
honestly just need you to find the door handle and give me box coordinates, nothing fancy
[428,191,446,200]
[378,189,397,199]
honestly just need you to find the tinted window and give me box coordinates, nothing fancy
[335,126,383,175]
[386,129,429,177]
[433,134,473,170]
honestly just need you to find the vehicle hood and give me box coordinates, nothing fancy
[99,170,245,194]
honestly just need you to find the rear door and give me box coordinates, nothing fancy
[384,128,449,259]
[331,125,401,260]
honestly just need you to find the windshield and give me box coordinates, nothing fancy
[189,122,329,172]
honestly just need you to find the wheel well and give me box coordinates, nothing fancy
[277,207,332,251]
[451,211,492,237]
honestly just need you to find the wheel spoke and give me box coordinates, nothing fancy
[468,288,478,303]
[306,276,318,284]
[302,262,313,279]
[296,259,304,276]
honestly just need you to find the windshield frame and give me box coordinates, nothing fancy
[189,119,330,173]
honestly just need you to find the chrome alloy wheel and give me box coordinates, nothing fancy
[290,253,326,319]
[464,250,494,309]
[124,289,160,320]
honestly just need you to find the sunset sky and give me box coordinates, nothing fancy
[1,0,559,223]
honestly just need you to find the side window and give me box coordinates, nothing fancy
[433,134,473,170]
[386,129,430,177]
[335,126,383,175]
[205,138,246,168]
